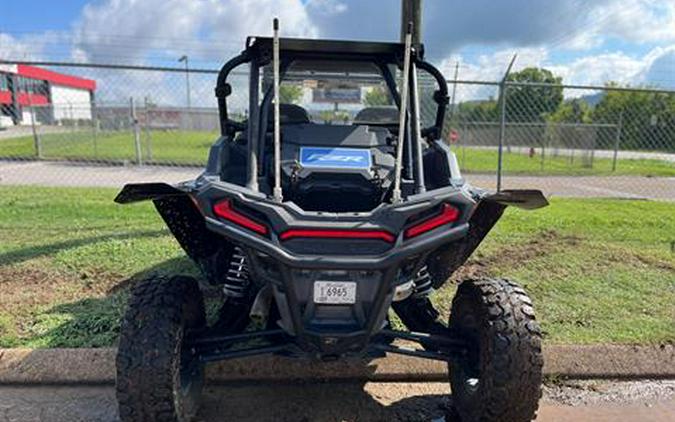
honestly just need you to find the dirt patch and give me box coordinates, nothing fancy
[449,230,580,283]
[0,264,126,306]
[592,242,675,273]
[631,253,675,272]
[0,263,131,343]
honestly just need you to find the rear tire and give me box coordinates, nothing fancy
[448,278,543,422]
[116,275,206,422]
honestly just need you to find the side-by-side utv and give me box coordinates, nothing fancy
[114,25,548,422]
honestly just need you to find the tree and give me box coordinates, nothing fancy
[548,99,592,124]
[279,84,303,104]
[364,86,391,107]
[592,86,675,151]
[505,67,563,122]
[457,99,499,122]
[319,110,351,124]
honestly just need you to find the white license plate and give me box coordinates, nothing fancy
[313,281,357,304]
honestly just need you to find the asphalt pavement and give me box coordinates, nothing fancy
[0,380,673,422]
[1,160,673,200]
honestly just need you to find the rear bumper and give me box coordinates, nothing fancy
[196,183,473,357]
[115,179,547,360]
[205,216,469,270]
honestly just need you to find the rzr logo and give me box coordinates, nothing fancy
[306,154,365,163]
[300,147,371,168]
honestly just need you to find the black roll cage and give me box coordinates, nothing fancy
[214,37,449,195]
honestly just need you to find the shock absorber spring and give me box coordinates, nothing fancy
[412,265,434,299]
[223,246,250,299]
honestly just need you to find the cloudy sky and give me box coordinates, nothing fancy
[1,0,674,100]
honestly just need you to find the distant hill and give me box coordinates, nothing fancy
[578,92,605,108]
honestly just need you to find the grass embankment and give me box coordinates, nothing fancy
[0,186,673,347]
[1,130,673,176]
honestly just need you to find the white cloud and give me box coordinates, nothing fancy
[72,0,317,64]
[550,45,675,91]
[0,32,50,61]
[593,0,675,44]
[306,0,348,16]
[437,42,675,102]
[635,45,675,89]
[302,0,675,59]
[550,53,644,86]
[439,48,549,102]
[3,0,673,105]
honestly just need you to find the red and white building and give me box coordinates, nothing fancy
[0,64,96,127]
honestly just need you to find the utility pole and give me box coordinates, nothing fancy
[400,0,423,46]
[178,55,191,109]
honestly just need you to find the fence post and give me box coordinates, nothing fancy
[497,54,517,192]
[144,96,153,162]
[540,130,546,171]
[590,132,596,169]
[91,98,99,159]
[448,60,459,142]
[27,96,42,159]
[497,83,507,191]
[612,111,623,172]
[130,97,142,165]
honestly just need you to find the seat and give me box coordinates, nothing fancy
[267,103,310,129]
[354,106,399,125]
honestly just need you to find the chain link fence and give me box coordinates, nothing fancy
[0,61,673,199]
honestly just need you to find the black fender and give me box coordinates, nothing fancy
[427,189,548,288]
[114,183,187,204]
[393,189,548,332]
[115,183,234,284]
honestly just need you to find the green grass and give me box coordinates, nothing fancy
[0,186,673,347]
[0,129,216,164]
[453,146,675,177]
[2,129,673,176]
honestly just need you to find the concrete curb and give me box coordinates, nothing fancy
[0,344,673,385]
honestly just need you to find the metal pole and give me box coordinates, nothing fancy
[410,62,426,194]
[28,95,42,158]
[448,61,459,136]
[392,23,413,203]
[400,0,423,46]
[540,130,546,171]
[130,97,142,165]
[179,55,191,130]
[497,84,507,192]
[178,55,191,109]
[612,111,623,172]
[91,95,98,159]
[496,54,517,193]
[247,60,260,192]
[144,96,153,162]
[272,18,283,202]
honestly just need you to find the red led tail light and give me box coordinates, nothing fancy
[404,204,460,239]
[213,199,268,235]
[279,228,395,243]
